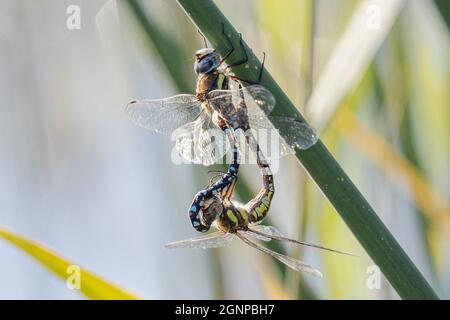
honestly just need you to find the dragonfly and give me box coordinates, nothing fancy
[126,25,319,168]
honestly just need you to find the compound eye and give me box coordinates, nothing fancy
[195,58,213,74]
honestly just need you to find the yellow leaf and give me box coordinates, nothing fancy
[0,226,139,300]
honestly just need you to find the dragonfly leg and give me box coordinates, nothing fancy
[224,175,237,201]
[220,22,239,64]
[207,170,227,187]
[227,52,266,85]
[198,29,208,48]
[219,170,238,202]
[218,23,266,84]
[220,22,259,73]
[221,28,248,68]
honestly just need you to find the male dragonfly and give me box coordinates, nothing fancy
[126,25,318,166]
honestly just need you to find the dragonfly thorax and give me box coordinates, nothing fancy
[196,69,229,103]
[215,203,252,233]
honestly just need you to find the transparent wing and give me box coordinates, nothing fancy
[247,115,319,152]
[241,119,295,161]
[247,225,357,256]
[174,111,229,166]
[269,117,318,150]
[207,85,291,160]
[126,94,202,135]
[236,231,323,277]
[241,230,271,242]
[246,224,283,240]
[164,232,235,249]
[206,84,276,114]
[242,85,318,153]
[242,225,273,241]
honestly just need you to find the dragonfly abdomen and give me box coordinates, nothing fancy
[246,175,275,223]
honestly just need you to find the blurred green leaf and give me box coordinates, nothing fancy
[126,0,193,93]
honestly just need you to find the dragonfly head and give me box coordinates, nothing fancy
[200,195,223,227]
[194,48,221,75]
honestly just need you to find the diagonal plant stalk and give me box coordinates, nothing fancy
[434,0,450,29]
[176,0,438,300]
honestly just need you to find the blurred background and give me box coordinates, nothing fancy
[0,0,448,299]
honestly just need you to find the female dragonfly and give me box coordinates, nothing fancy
[166,133,354,276]
[126,25,319,167]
